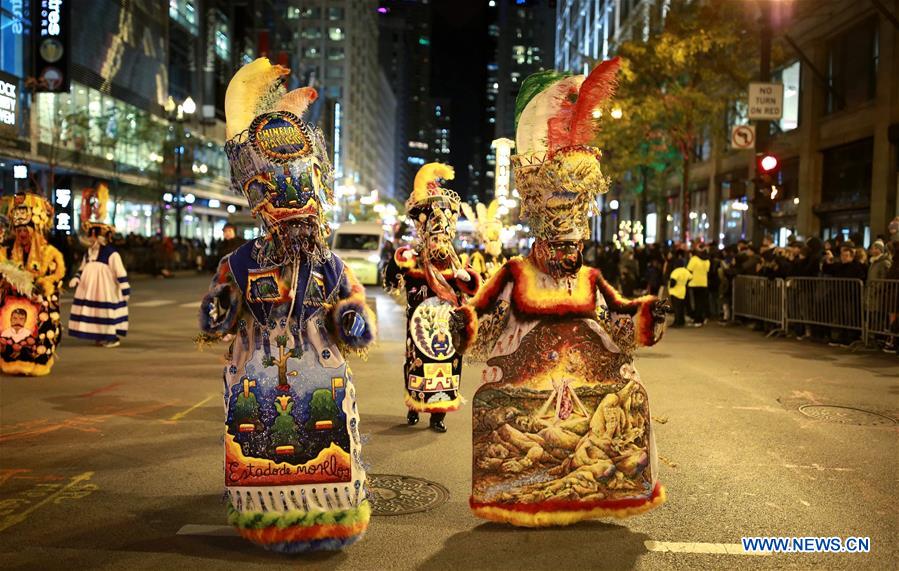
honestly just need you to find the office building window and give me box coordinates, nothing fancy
[304,46,319,58]
[302,27,322,40]
[826,18,878,114]
[773,61,799,132]
[326,65,344,80]
[301,7,320,19]
[329,27,345,41]
[328,47,344,61]
[213,19,230,61]
[169,0,198,35]
[821,138,873,205]
[328,7,344,20]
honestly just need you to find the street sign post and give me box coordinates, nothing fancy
[748,82,784,120]
[730,125,756,150]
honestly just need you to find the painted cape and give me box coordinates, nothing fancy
[200,239,376,552]
[384,246,479,413]
[0,242,64,376]
[69,244,130,343]
[468,256,665,526]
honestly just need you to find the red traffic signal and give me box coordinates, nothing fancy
[756,153,780,175]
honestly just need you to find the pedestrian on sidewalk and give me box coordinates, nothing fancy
[68,221,130,348]
[687,246,710,326]
[668,259,691,327]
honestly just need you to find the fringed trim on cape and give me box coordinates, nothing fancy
[0,356,55,377]
[633,299,662,347]
[404,392,461,413]
[470,483,666,527]
[228,500,370,550]
[453,304,478,354]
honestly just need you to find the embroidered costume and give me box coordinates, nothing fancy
[461,199,507,280]
[467,60,670,527]
[199,58,376,553]
[383,163,479,432]
[69,186,130,346]
[0,193,65,376]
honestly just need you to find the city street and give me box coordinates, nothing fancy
[0,274,896,570]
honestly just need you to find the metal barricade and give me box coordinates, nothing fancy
[864,279,899,343]
[784,277,865,334]
[732,276,785,330]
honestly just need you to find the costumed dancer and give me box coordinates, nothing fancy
[0,193,65,376]
[69,184,130,347]
[198,58,376,553]
[467,60,670,527]
[461,199,507,280]
[383,163,479,433]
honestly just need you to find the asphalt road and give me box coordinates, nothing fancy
[0,273,896,570]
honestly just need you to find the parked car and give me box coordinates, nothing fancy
[330,222,385,285]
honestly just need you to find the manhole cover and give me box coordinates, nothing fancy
[367,473,450,516]
[798,405,897,427]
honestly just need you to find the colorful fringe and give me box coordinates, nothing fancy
[0,356,55,377]
[404,392,461,413]
[470,483,666,527]
[227,500,371,552]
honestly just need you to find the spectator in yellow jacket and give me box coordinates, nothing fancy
[687,248,711,326]
[668,259,692,328]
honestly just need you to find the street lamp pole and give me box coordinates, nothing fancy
[164,96,195,240]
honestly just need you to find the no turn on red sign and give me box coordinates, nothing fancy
[748,82,784,120]
[731,124,756,150]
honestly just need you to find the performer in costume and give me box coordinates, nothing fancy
[0,193,65,376]
[461,199,507,280]
[467,59,670,527]
[198,58,376,553]
[383,163,479,433]
[69,185,130,347]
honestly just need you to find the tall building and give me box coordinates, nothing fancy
[556,0,898,245]
[0,0,265,243]
[377,0,434,196]
[293,0,397,201]
[494,0,556,140]
[432,97,451,161]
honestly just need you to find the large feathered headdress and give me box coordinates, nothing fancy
[513,58,620,241]
[224,58,333,237]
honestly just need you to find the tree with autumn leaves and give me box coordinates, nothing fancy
[594,0,763,241]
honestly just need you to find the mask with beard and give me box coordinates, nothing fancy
[534,239,583,280]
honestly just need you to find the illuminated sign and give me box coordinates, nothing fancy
[53,182,73,233]
[490,138,514,201]
[32,0,71,92]
[0,72,19,136]
[13,164,27,179]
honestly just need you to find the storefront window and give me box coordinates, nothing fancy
[719,198,749,245]
[773,61,800,132]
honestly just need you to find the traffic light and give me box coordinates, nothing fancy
[753,152,780,220]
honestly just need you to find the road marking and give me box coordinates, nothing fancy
[77,382,124,398]
[0,402,175,443]
[177,524,238,537]
[167,394,217,422]
[0,472,97,533]
[644,540,771,556]
[179,301,202,308]
[131,300,176,307]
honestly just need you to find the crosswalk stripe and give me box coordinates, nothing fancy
[131,300,176,307]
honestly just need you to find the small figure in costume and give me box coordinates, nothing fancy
[467,60,670,527]
[461,199,507,280]
[383,163,480,433]
[199,58,376,553]
[69,185,130,347]
[0,193,65,376]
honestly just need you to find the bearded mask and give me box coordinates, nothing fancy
[534,239,583,279]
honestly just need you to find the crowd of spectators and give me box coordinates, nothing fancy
[580,221,898,352]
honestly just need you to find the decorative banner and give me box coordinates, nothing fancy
[32,0,71,93]
[0,71,20,138]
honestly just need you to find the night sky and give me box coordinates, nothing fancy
[431,0,489,199]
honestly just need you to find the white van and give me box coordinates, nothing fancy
[330,222,385,285]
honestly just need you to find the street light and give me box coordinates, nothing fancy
[165,95,195,239]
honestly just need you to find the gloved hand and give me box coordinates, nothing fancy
[342,310,366,338]
[455,268,471,282]
[651,299,673,324]
[68,277,80,289]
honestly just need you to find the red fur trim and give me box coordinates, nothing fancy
[453,304,478,353]
[471,260,513,314]
[507,259,597,318]
[394,247,417,269]
[456,269,481,296]
[633,299,659,347]
[471,482,663,514]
